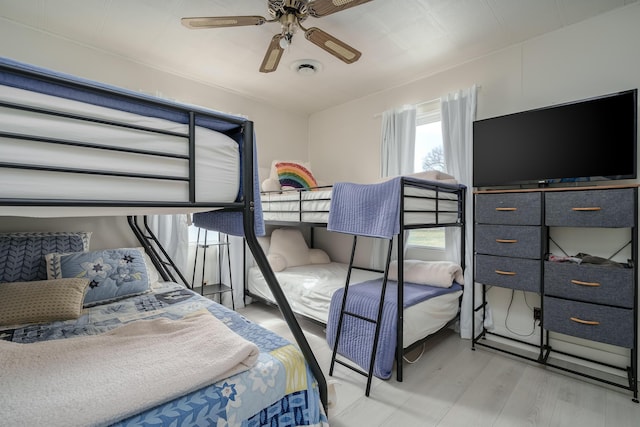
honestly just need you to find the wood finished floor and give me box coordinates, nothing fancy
[237,302,639,427]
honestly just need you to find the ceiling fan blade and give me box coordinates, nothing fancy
[308,0,374,18]
[181,16,266,29]
[304,27,361,64]
[259,35,285,73]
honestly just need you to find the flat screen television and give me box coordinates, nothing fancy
[473,89,637,188]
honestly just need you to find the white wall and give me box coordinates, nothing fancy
[309,3,640,367]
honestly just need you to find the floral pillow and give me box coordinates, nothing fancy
[45,247,150,307]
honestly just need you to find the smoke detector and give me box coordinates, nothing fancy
[290,59,323,76]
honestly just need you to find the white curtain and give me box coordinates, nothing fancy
[226,235,246,308]
[371,105,416,270]
[441,85,491,339]
[147,214,190,283]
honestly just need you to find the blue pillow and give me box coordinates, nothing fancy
[0,231,91,283]
[45,247,150,306]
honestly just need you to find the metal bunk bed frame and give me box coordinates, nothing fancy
[329,178,466,395]
[0,59,328,411]
[249,174,466,394]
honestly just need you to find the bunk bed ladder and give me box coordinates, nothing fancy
[127,215,191,288]
[329,235,394,396]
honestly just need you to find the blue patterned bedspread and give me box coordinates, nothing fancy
[0,282,328,427]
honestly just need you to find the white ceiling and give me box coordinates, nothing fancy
[0,0,636,114]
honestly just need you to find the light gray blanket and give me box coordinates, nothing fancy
[0,310,259,427]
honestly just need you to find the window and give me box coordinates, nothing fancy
[407,100,445,249]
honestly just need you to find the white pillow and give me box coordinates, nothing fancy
[257,236,271,254]
[267,228,311,270]
[309,248,331,264]
[261,178,281,192]
[267,253,287,272]
[142,252,160,283]
[387,260,464,288]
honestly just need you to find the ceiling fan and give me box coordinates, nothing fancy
[181,0,373,73]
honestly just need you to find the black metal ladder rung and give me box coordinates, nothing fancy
[329,235,394,397]
[334,358,369,377]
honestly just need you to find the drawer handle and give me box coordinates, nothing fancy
[495,270,516,276]
[495,207,517,211]
[570,279,601,287]
[570,317,600,326]
[571,207,601,212]
[495,239,518,243]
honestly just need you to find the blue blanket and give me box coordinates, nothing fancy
[326,279,462,379]
[326,176,465,239]
[327,178,402,239]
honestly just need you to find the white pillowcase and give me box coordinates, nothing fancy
[267,253,287,272]
[309,248,331,264]
[268,228,310,270]
[261,178,281,192]
[387,259,464,288]
[266,228,331,272]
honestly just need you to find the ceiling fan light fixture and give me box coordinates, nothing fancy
[279,32,293,49]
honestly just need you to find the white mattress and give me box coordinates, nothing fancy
[260,185,461,225]
[247,262,461,346]
[0,84,239,206]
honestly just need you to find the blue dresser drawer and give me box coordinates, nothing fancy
[545,188,635,227]
[475,192,542,225]
[544,262,634,308]
[475,224,542,259]
[544,296,634,348]
[475,254,541,292]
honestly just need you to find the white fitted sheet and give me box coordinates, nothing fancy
[247,262,461,346]
[0,84,239,207]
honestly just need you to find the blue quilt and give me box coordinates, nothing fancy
[326,279,462,379]
[0,282,328,427]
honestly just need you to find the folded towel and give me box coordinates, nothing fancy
[406,170,457,183]
[388,260,464,287]
[374,170,458,184]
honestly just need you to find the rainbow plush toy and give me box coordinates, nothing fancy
[275,161,318,190]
